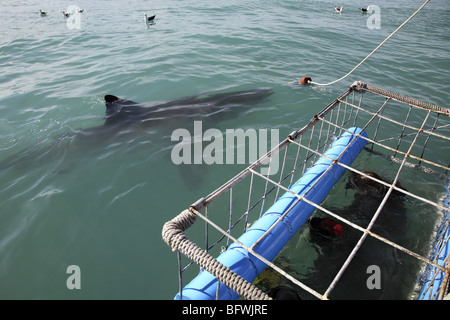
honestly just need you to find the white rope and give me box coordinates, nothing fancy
[310,0,431,86]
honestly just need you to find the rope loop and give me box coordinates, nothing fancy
[162,209,272,300]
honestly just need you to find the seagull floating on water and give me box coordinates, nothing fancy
[39,9,48,16]
[144,13,156,23]
[334,6,343,13]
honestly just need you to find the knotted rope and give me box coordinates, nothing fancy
[162,209,272,300]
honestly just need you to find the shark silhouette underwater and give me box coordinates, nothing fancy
[0,88,273,173]
[102,87,273,129]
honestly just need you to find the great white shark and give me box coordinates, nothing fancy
[1,88,273,172]
[102,88,273,128]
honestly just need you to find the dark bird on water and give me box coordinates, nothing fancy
[145,13,156,23]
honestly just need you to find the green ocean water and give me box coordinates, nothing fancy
[0,0,448,299]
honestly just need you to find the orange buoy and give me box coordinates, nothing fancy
[300,77,312,84]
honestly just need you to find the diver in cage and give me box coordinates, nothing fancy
[334,170,409,299]
[270,286,302,300]
[309,217,345,240]
[301,170,410,299]
[344,170,408,239]
[345,171,406,199]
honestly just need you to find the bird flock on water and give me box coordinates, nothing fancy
[334,6,371,13]
[38,8,156,26]
[38,5,368,29]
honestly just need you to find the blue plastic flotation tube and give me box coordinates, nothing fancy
[418,182,450,300]
[176,127,368,300]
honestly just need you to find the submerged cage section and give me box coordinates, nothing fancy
[162,81,450,300]
[417,182,450,300]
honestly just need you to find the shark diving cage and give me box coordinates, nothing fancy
[162,81,450,300]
